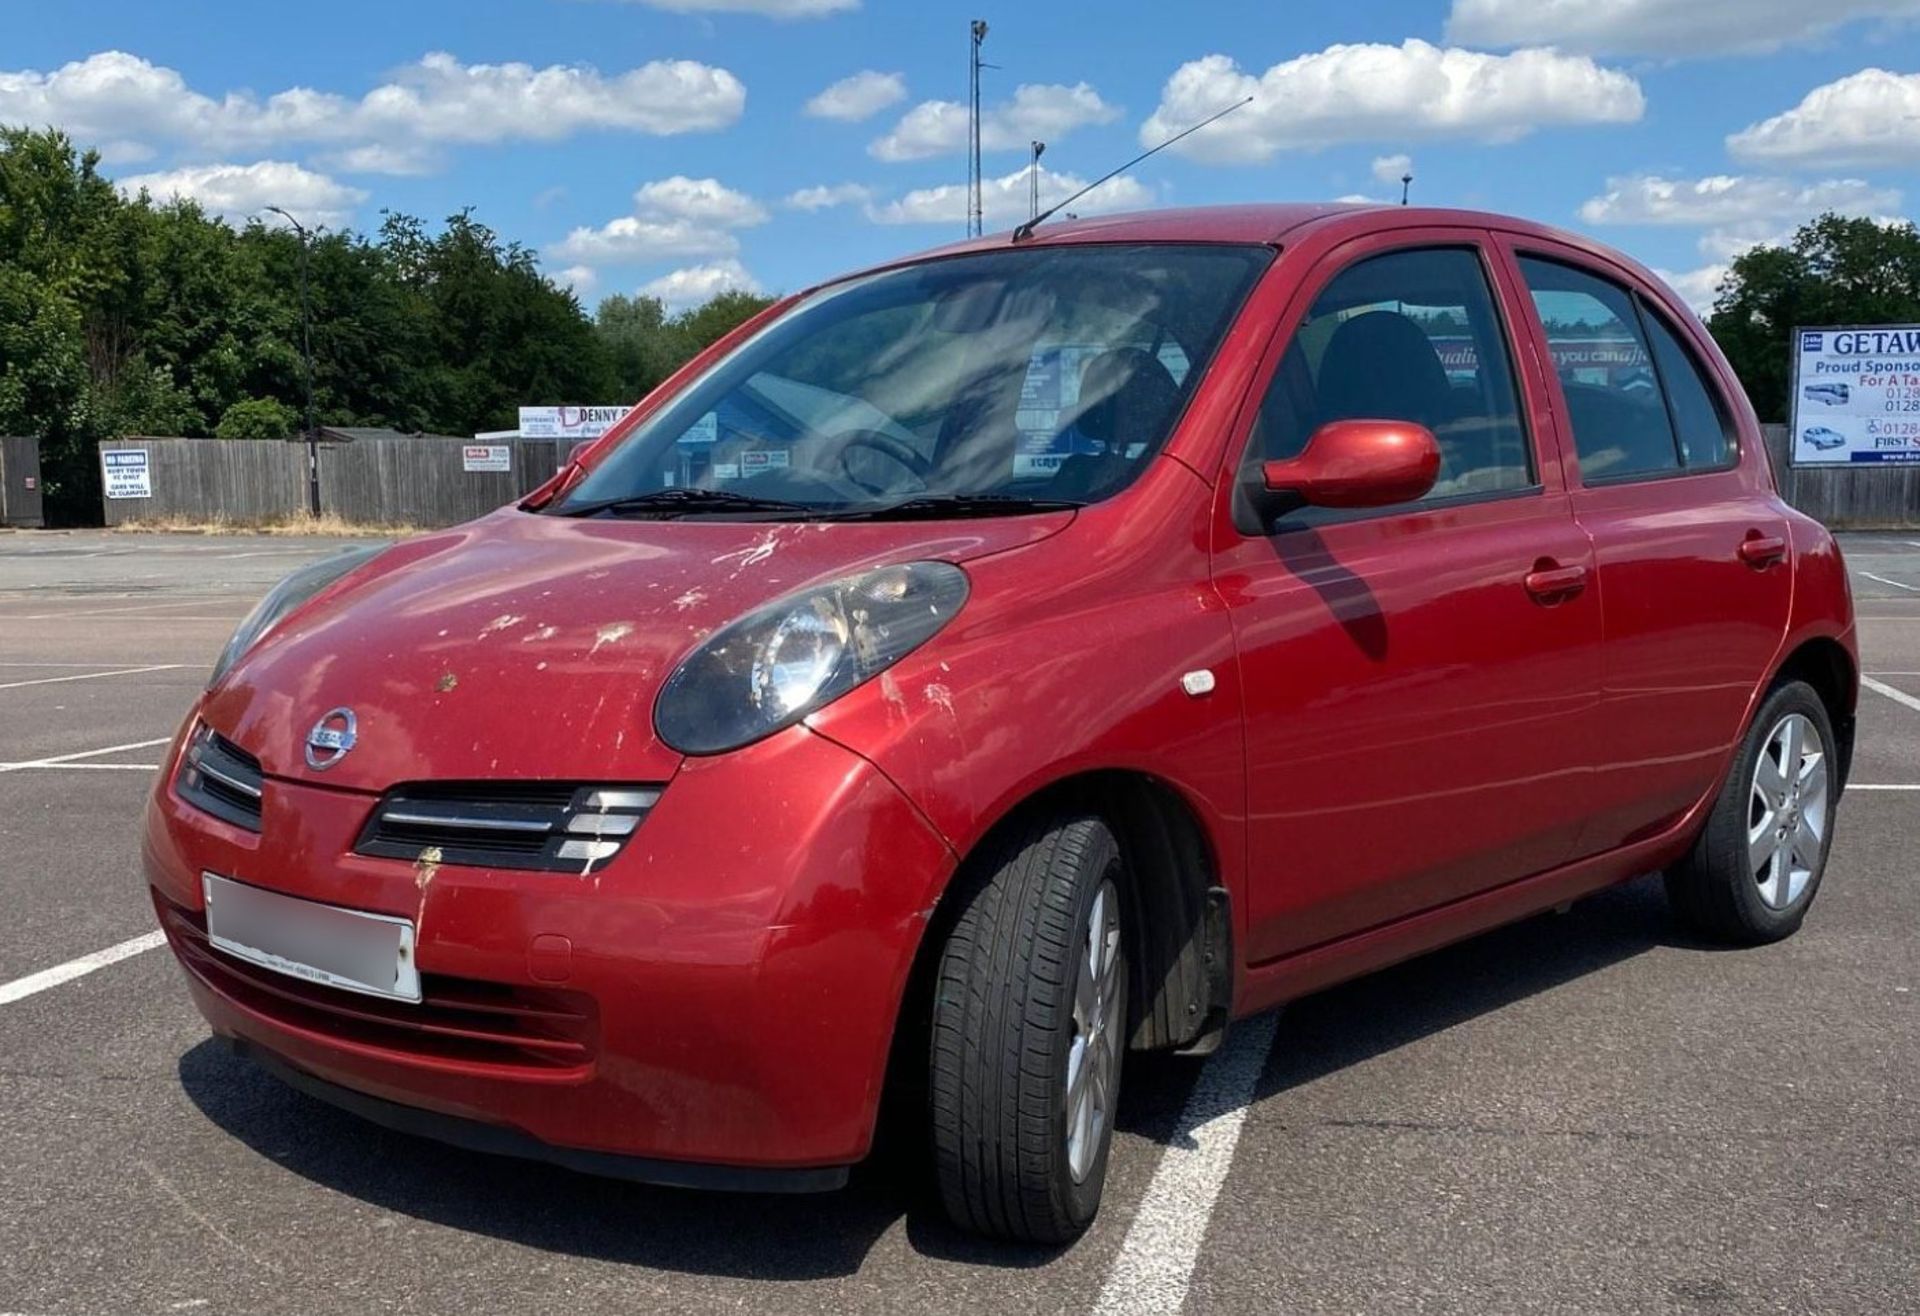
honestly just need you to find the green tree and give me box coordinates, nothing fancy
[215,396,297,440]
[0,125,776,523]
[1709,214,1920,421]
[592,287,776,403]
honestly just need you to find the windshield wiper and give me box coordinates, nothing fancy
[555,488,820,519]
[818,493,1085,522]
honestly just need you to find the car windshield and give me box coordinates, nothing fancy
[553,243,1272,519]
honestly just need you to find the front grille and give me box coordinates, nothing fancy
[175,725,264,831]
[155,894,597,1074]
[355,782,661,874]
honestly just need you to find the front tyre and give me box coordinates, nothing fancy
[929,814,1126,1243]
[1666,679,1837,945]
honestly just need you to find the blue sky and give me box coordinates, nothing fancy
[5,0,1917,313]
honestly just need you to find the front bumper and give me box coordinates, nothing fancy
[144,718,956,1176]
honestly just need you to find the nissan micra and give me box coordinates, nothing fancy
[146,205,1857,1244]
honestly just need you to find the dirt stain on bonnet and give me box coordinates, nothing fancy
[591,622,636,655]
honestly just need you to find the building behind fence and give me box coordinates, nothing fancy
[85,425,1920,531]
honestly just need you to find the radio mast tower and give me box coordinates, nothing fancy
[968,20,989,237]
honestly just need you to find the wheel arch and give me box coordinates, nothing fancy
[889,768,1232,1089]
[1770,635,1857,792]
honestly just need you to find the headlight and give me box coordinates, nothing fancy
[209,544,387,687]
[655,561,969,755]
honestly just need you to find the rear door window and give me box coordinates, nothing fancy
[1517,257,1737,482]
[1516,258,1679,482]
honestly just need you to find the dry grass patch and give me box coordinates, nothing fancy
[113,512,420,538]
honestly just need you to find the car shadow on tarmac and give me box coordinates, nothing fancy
[177,875,1697,1279]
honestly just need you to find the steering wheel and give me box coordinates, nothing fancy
[831,429,933,495]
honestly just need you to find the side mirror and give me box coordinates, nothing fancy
[1256,419,1440,517]
[567,440,594,468]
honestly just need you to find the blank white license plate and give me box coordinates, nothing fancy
[202,872,421,1004]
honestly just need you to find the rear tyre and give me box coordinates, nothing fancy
[1665,679,1836,945]
[928,814,1126,1244]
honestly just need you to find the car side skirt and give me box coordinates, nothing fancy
[1235,799,1708,1018]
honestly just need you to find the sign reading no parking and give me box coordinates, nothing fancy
[102,448,152,499]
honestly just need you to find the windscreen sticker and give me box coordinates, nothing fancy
[678,412,719,445]
[740,449,791,475]
[711,462,741,480]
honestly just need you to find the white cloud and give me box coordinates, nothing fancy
[1140,42,1643,164]
[0,49,745,166]
[118,160,367,229]
[556,265,598,297]
[637,259,763,307]
[549,176,764,265]
[550,216,740,265]
[1446,0,1920,57]
[1580,174,1905,290]
[866,164,1152,226]
[870,83,1119,162]
[784,182,874,210]
[1371,153,1413,186]
[632,176,767,227]
[805,70,905,122]
[318,142,440,176]
[1579,174,1903,227]
[622,0,856,14]
[1652,265,1730,314]
[1728,69,1920,168]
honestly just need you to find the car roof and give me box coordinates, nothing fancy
[844,203,1669,302]
[890,203,1597,256]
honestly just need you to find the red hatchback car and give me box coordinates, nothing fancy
[145,205,1857,1244]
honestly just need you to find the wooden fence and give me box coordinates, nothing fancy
[90,427,1920,530]
[1759,424,1920,527]
[98,436,570,528]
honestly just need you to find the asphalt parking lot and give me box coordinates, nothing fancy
[1,528,1915,1316]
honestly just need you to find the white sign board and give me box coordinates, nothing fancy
[102,448,152,499]
[462,444,511,473]
[1789,325,1920,465]
[517,405,633,440]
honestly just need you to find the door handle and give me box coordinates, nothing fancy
[1524,562,1588,603]
[1739,535,1787,568]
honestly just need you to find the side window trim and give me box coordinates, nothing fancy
[1230,236,1545,537]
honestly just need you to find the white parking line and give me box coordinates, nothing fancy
[0,931,167,1006]
[0,737,173,775]
[0,664,186,691]
[1093,1011,1280,1316]
[1862,675,1920,716]
[1859,572,1920,594]
[1848,785,1920,791]
[0,598,243,621]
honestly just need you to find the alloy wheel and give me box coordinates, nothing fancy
[1065,878,1122,1183]
[1748,712,1828,910]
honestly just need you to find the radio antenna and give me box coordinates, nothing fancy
[1010,96,1253,243]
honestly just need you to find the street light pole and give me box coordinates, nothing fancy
[1030,140,1045,222]
[265,205,320,517]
